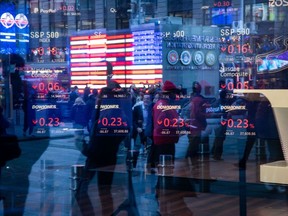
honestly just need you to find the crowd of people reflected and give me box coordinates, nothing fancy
[1,77,288,215]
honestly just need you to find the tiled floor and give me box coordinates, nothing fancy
[1,135,287,216]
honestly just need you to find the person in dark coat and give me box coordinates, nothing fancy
[76,81,130,216]
[0,105,10,136]
[71,97,88,141]
[22,82,37,137]
[211,88,231,161]
[131,94,153,168]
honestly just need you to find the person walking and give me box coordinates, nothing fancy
[186,81,208,162]
[149,80,180,173]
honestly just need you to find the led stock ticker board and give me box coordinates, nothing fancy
[95,91,132,136]
[69,29,163,90]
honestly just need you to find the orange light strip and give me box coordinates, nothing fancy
[70,36,89,41]
[71,72,90,76]
[70,45,89,49]
[89,72,106,75]
[89,45,107,49]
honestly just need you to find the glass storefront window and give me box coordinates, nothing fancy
[1,1,288,215]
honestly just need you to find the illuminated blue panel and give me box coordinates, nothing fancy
[133,30,162,65]
[0,2,29,54]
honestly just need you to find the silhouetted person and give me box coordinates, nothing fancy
[69,86,79,107]
[71,97,88,142]
[255,97,284,162]
[0,105,11,171]
[85,93,97,135]
[211,88,231,160]
[237,93,261,168]
[83,84,91,102]
[76,81,130,215]
[22,82,37,137]
[0,105,9,136]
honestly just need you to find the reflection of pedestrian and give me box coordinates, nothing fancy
[0,105,10,136]
[83,84,91,102]
[22,82,36,137]
[237,93,261,168]
[71,97,88,141]
[76,81,128,216]
[0,105,10,169]
[211,89,231,160]
[131,94,153,168]
[186,82,207,161]
[255,98,284,162]
[85,94,97,135]
[69,86,79,106]
[150,81,180,172]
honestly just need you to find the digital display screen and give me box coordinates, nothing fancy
[95,91,132,136]
[69,28,163,91]
[257,51,288,73]
[212,7,233,26]
[0,2,29,54]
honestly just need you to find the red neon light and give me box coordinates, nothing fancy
[111,62,133,66]
[106,43,134,48]
[70,45,89,49]
[106,53,133,57]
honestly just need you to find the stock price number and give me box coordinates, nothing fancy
[213,1,231,7]
[32,117,62,127]
[98,117,128,127]
[157,118,186,128]
[32,47,60,56]
[32,82,61,92]
[221,81,249,91]
[59,5,75,11]
[221,118,254,129]
[221,44,252,54]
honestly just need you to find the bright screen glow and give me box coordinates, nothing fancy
[70,29,163,90]
[0,2,29,54]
